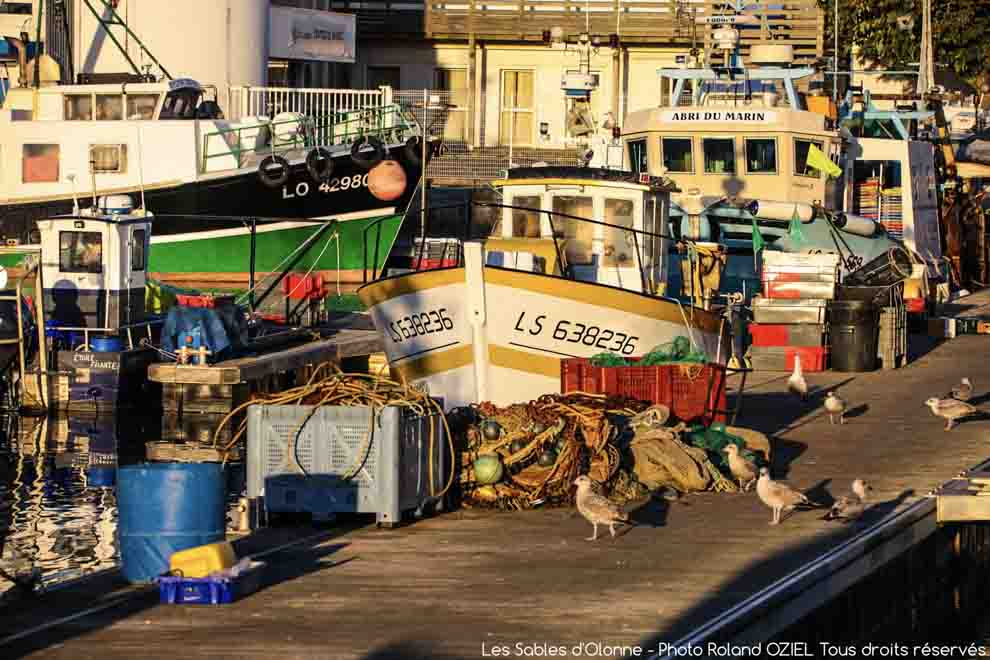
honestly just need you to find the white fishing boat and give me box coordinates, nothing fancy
[358,167,729,409]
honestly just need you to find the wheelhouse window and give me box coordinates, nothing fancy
[59,231,103,273]
[95,94,123,120]
[132,229,146,271]
[745,138,777,174]
[794,138,825,177]
[160,90,201,120]
[510,195,542,238]
[603,199,636,267]
[90,145,127,174]
[64,95,93,120]
[661,137,693,173]
[22,144,59,183]
[703,138,736,174]
[552,196,594,266]
[127,94,159,120]
[627,140,648,175]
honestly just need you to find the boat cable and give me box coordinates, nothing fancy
[233,222,334,307]
[282,230,340,301]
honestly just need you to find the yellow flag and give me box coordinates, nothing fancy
[806,143,842,178]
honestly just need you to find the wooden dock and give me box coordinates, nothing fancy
[4,331,990,658]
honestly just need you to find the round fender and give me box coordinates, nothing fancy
[257,154,290,188]
[350,136,385,170]
[403,135,423,168]
[305,147,334,183]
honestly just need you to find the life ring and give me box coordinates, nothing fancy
[305,147,334,183]
[258,155,290,188]
[350,136,385,170]
[403,135,423,168]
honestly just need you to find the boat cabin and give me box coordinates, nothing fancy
[37,195,151,332]
[489,167,676,295]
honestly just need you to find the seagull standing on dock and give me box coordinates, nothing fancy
[925,397,978,431]
[824,479,872,523]
[756,467,817,525]
[824,391,847,425]
[723,444,758,492]
[573,475,629,541]
[787,355,808,401]
[951,378,974,402]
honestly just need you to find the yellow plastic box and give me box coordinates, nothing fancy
[169,541,237,578]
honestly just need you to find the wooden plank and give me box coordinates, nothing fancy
[148,331,383,386]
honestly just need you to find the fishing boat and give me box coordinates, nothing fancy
[358,167,729,409]
[0,34,431,282]
[619,6,942,293]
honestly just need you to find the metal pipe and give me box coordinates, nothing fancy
[249,218,257,313]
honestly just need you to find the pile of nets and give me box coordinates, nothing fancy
[589,335,708,368]
[457,392,770,511]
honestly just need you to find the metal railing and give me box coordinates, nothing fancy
[226,85,394,121]
[201,104,417,171]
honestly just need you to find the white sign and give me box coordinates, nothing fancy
[695,14,760,25]
[660,109,778,124]
[269,7,356,64]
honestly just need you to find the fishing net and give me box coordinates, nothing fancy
[588,335,707,367]
[458,393,754,509]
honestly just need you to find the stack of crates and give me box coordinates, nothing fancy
[878,302,907,369]
[747,252,839,372]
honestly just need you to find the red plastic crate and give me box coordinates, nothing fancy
[748,345,828,372]
[282,273,326,300]
[906,298,926,313]
[761,280,835,299]
[176,294,236,308]
[560,358,728,424]
[413,257,459,271]
[748,323,826,347]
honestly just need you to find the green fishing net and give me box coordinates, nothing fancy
[686,422,755,473]
[588,336,707,367]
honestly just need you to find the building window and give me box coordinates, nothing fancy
[509,195,542,238]
[435,68,468,143]
[703,137,736,174]
[745,137,777,174]
[90,145,127,174]
[132,229,146,271]
[59,231,103,273]
[552,195,594,265]
[64,95,93,120]
[627,140,648,175]
[95,94,123,120]
[603,198,636,267]
[367,66,400,90]
[661,137,693,173]
[126,94,159,120]
[22,144,59,183]
[794,138,825,177]
[500,70,534,146]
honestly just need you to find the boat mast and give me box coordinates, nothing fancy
[79,0,173,80]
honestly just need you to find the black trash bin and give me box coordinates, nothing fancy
[829,300,879,372]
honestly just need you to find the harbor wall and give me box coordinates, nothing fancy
[68,0,269,88]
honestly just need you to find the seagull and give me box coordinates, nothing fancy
[951,378,974,402]
[574,475,629,541]
[787,355,808,401]
[925,397,978,431]
[723,444,758,492]
[824,479,872,523]
[824,391,847,425]
[756,467,818,525]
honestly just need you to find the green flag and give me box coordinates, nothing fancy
[751,217,765,270]
[788,206,806,247]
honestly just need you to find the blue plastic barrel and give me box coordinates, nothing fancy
[86,466,116,488]
[91,336,124,352]
[118,463,226,583]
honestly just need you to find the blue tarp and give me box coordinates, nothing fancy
[162,306,233,361]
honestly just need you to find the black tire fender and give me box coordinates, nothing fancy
[403,135,423,168]
[350,136,385,170]
[305,147,334,183]
[258,154,290,188]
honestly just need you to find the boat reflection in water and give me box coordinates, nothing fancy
[0,412,153,597]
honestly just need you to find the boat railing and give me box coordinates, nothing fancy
[47,320,163,353]
[201,103,416,171]
[226,85,393,122]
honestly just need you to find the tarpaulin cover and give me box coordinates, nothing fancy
[162,306,232,359]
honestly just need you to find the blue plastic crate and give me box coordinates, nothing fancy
[158,562,264,605]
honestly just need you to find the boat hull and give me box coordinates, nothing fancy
[358,266,727,409]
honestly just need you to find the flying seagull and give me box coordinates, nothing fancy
[824,391,847,425]
[925,397,978,431]
[824,479,872,523]
[756,467,818,525]
[951,378,974,402]
[723,444,758,492]
[574,475,629,541]
[787,355,808,401]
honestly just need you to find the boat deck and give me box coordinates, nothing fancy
[4,330,990,659]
